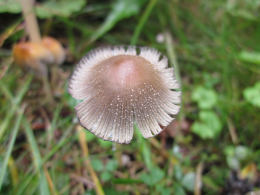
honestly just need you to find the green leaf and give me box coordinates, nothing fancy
[105,160,118,172]
[140,167,164,186]
[181,172,195,192]
[243,82,260,107]
[91,158,104,172]
[203,73,220,88]
[90,0,147,42]
[192,86,218,109]
[173,165,183,181]
[0,0,21,14]
[239,51,260,64]
[101,171,112,182]
[0,0,85,18]
[63,89,79,109]
[192,111,222,139]
[97,138,113,148]
[224,146,235,157]
[85,131,96,142]
[156,185,171,195]
[227,156,240,170]
[36,0,86,18]
[235,145,250,161]
[173,182,186,195]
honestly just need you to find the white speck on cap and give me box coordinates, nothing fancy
[68,46,181,144]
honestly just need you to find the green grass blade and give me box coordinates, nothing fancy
[0,80,13,101]
[23,119,50,195]
[12,174,35,195]
[90,0,146,43]
[12,124,74,195]
[0,75,32,140]
[135,125,153,171]
[131,0,158,45]
[165,32,181,86]
[0,107,24,191]
[42,124,75,164]
[47,104,62,147]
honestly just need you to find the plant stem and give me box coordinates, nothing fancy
[20,0,41,42]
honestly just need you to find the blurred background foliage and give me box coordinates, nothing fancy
[0,0,260,194]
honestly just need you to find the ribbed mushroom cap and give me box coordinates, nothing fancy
[69,46,181,144]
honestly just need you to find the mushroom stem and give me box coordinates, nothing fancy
[42,75,54,104]
[20,0,41,43]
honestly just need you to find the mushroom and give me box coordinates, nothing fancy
[13,41,54,76]
[69,46,181,144]
[12,0,65,102]
[42,36,66,65]
[12,0,65,72]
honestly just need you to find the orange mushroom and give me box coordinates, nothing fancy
[12,0,65,102]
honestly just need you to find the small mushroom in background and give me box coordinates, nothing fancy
[12,0,65,102]
[41,36,66,65]
[13,37,65,76]
[13,41,54,76]
[69,46,181,144]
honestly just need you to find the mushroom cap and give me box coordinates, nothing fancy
[13,41,54,75]
[69,46,181,144]
[42,37,65,65]
[13,37,65,76]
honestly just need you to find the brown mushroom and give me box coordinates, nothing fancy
[69,46,181,144]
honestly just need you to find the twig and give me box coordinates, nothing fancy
[195,162,203,195]
[77,127,104,195]
[227,118,238,144]
[44,166,58,195]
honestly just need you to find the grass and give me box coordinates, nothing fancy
[0,0,260,194]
